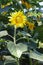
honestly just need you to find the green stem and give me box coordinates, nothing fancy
[29,58,33,65]
[34,6,36,13]
[17,58,20,65]
[34,60,38,65]
[14,25,16,45]
[16,36,26,42]
[8,34,14,40]
[14,26,20,65]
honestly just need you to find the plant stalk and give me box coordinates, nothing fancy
[14,26,20,65]
[17,58,20,65]
[29,58,33,65]
[14,25,16,45]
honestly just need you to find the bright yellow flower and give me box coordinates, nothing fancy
[29,22,35,30]
[21,0,31,9]
[9,11,27,28]
[26,21,35,30]
[25,2,31,9]
[21,0,25,4]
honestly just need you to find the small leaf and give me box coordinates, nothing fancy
[21,31,31,37]
[38,41,43,48]
[0,30,8,37]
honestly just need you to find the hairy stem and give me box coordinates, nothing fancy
[14,26,16,45]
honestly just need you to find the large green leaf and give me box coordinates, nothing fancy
[23,50,43,61]
[7,41,28,58]
[26,38,38,49]
[29,50,43,61]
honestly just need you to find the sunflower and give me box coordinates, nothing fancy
[9,11,27,28]
[21,0,31,9]
[26,21,35,30]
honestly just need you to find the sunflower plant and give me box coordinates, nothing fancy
[0,0,43,65]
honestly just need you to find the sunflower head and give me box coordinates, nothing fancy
[9,11,27,28]
[21,0,31,9]
[26,21,35,30]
